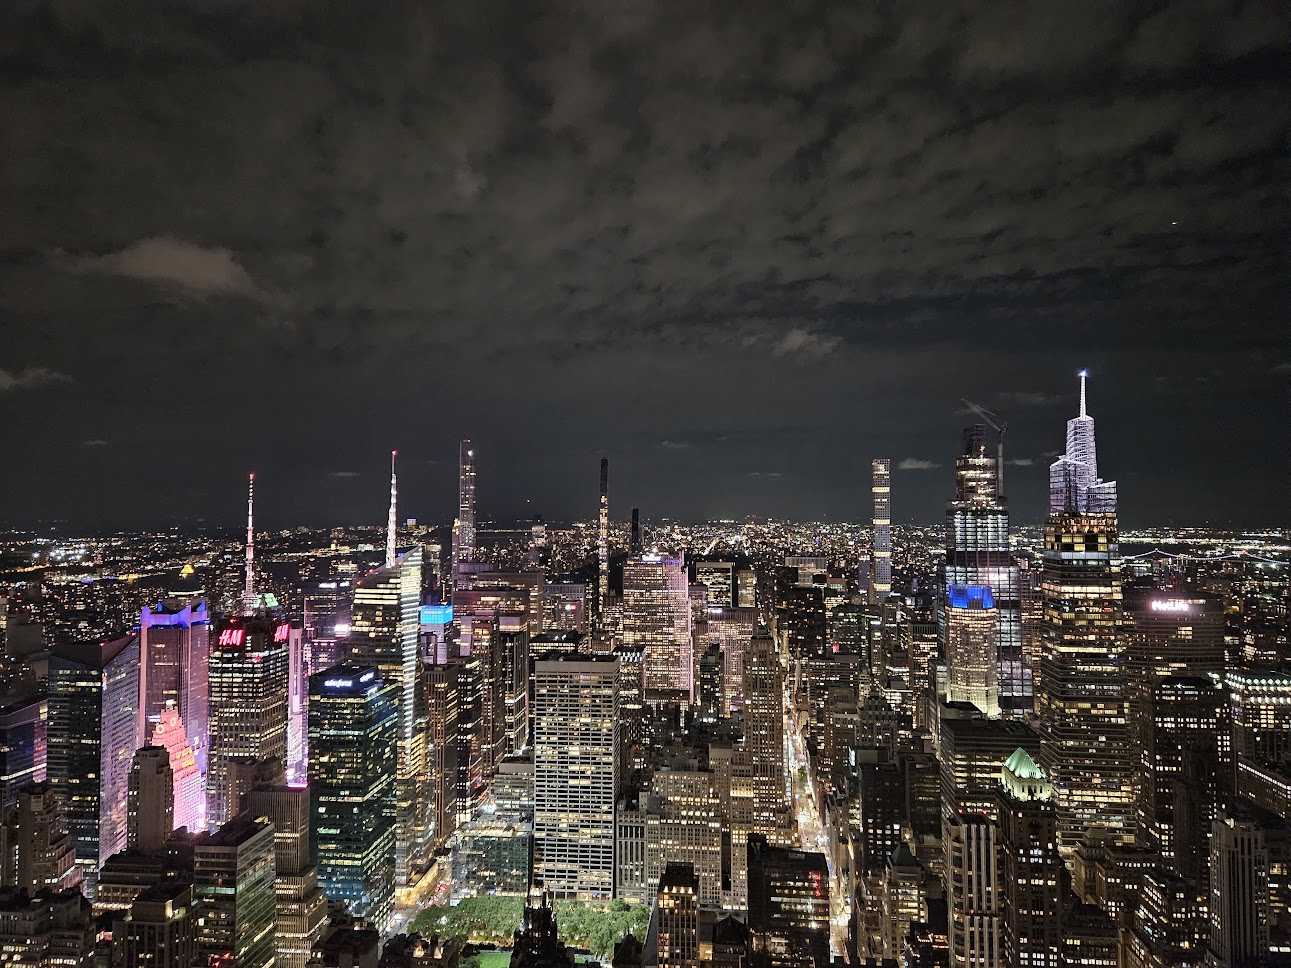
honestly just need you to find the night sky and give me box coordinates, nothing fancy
[1,1,1285,530]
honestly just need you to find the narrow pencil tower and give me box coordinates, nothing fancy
[386,450,398,568]
[598,458,609,630]
[243,472,257,614]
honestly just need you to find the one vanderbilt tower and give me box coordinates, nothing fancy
[1036,372,1134,850]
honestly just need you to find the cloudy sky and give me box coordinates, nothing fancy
[0,0,1285,530]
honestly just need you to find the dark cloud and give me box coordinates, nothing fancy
[0,0,1284,528]
[0,366,73,392]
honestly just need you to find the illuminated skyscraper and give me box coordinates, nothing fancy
[708,606,757,715]
[244,777,329,968]
[655,863,700,968]
[945,585,1000,718]
[1048,372,1117,515]
[944,425,1025,715]
[193,814,277,968]
[206,614,290,828]
[0,695,45,808]
[47,633,140,897]
[743,630,787,831]
[149,710,203,836]
[348,542,428,891]
[622,554,693,702]
[242,473,259,614]
[423,662,461,850]
[870,458,892,603]
[598,458,609,633]
[945,814,1002,968]
[308,666,398,932]
[1138,676,1233,900]
[996,749,1062,968]
[452,440,477,574]
[1037,373,1134,849]
[1123,589,1226,680]
[532,655,618,900]
[138,600,210,770]
[1207,812,1271,968]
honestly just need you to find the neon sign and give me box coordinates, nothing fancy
[1150,600,1192,613]
[218,628,245,648]
[323,678,353,689]
[274,623,291,643]
[420,605,453,626]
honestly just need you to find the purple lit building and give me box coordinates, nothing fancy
[139,600,210,772]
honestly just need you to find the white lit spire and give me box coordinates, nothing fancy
[386,450,398,568]
[1078,369,1088,418]
[243,472,256,613]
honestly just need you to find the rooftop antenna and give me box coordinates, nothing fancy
[1079,369,1088,418]
[960,399,1008,496]
[243,473,256,613]
[386,450,398,568]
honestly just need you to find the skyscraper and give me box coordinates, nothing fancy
[423,662,461,851]
[743,630,787,831]
[870,458,892,604]
[598,457,609,633]
[945,814,1002,968]
[452,440,477,575]
[149,709,203,835]
[1,782,83,895]
[47,633,140,897]
[996,749,1062,968]
[348,545,428,891]
[945,585,1001,718]
[622,554,694,702]
[127,746,174,854]
[1137,675,1230,875]
[113,882,198,968]
[348,459,430,891]
[138,599,210,770]
[242,472,259,614]
[532,655,618,900]
[244,782,328,968]
[193,814,277,968]
[1206,812,1271,968]
[308,666,398,932]
[1037,373,1135,849]
[944,425,1025,715]
[0,695,45,809]
[206,614,289,828]
[655,863,700,968]
[746,834,830,968]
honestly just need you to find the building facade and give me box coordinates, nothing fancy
[532,656,619,900]
[308,666,398,931]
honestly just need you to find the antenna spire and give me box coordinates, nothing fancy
[1078,369,1088,418]
[243,473,256,612]
[386,450,398,568]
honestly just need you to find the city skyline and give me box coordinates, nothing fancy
[0,5,1286,966]
[2,373,1286,534]
[0,4,1285,530]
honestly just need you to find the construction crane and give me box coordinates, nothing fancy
[960,398,1008,495]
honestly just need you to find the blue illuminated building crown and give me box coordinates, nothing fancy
[948,584,995,610]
